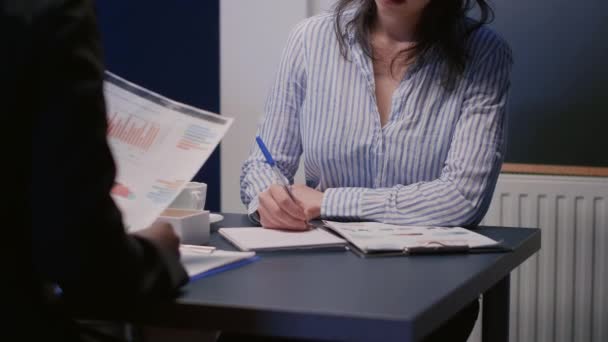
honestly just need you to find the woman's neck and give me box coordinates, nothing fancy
[373,8,420,43]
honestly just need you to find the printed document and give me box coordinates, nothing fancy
[323,221,500,254]
[104,72,233,231]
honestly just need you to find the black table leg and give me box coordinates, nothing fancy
[482,275,510,342]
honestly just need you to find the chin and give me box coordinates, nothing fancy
[378,0,408,6]
[376,0,429,15]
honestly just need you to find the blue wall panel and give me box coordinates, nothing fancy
[491,1,608,166]
[96,1,222,211]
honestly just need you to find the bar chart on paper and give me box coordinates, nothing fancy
[104,72,233,231]
[107,112,161,151]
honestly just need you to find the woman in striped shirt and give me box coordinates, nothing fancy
[241,0,512,232]
[237,1,512,341]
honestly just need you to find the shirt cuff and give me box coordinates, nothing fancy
[247,196,261,225]
[321,187,391,221]
[320,188,367,220]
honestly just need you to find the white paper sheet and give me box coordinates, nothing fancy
[180,245,256,278]
[104,72,233,231]
[218,227,347,251]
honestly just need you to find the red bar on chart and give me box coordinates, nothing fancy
[107,113,161,151]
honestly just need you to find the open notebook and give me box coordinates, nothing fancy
[323,221,504,257]
[218,227,347,252]
[180,245,257,280]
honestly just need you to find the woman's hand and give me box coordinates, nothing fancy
[291,184,324,221]
[258,184,308,230]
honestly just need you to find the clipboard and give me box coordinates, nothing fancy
[323,221,510,258]
[346,241,511,258]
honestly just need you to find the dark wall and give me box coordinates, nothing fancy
[491,0,608,166]
[95,1,222,211]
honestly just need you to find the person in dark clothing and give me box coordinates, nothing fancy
[1,0,188,340]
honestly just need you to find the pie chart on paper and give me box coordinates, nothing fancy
[112,183,136,200]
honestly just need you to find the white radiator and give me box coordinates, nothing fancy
[480,174,608,342]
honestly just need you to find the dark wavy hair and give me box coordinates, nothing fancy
[334,0,494,87]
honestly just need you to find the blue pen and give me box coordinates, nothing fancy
[255,136,297,201]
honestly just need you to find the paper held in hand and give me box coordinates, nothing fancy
[323,221,502,256]
[104,72,233,231]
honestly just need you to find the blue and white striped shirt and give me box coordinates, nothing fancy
[240,13,512,226]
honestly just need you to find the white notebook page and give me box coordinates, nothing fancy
[219,227,346,251]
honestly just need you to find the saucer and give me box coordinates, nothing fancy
[210,213,224,224]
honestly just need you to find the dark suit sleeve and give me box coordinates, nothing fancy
[30,0,187,311]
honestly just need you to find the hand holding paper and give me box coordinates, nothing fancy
[105,72,233,231]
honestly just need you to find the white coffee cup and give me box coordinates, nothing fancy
[170,182,207,210]
[156,209,210,245]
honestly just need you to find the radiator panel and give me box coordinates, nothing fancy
[481,174,608,342]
